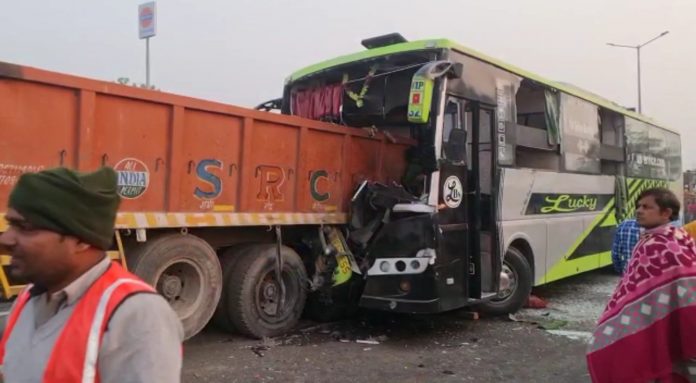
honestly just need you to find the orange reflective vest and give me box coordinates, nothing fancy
[0,262,154,383]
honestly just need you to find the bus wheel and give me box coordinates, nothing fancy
[225,244,307,338]
[478,246,532,316]
[127,234,223,340]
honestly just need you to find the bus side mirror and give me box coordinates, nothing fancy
[447,63,463,79]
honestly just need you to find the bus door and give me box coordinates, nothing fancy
[436,96,470,303]
[466,102,501,300]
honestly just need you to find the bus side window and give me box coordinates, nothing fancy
[599,107,625,176]
[513,82,561,171]
[443,100,466,163]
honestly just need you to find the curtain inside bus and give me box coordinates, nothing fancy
[291,83,343,121]
[544,90,560,145]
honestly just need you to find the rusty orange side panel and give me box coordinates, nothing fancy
[0,61,414,225]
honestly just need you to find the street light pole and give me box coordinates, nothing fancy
[146,37,151,88]
[607,30,669,113]
[637,46,641,112]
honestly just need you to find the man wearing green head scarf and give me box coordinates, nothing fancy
[0,167,183,383]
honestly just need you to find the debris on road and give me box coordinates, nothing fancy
[507,313,537,324]
[525,294,548,309]
[538,319,569,331]
[546,330,593,342]
[250,345,270,358]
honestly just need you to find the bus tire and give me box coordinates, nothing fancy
[127,234,223,340]
[477,246,532,316]
[211,244,255,332]
[225,244,307,338]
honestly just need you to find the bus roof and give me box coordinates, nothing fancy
[287,38,677,134]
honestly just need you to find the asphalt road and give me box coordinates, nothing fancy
[182,268,620,383]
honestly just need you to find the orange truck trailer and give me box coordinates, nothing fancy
[0,60,413,339]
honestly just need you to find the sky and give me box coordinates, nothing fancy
[1,0,693,169]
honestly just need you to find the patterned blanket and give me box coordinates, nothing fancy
[587,225,696,382]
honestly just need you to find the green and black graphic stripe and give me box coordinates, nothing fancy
[566,178,668,261]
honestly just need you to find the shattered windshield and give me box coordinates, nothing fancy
[285,50,441,127]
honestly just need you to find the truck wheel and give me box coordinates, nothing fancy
[127,234,222,340]
[225,244,307,338]
[478,246,532,316]
[211,244,255,332]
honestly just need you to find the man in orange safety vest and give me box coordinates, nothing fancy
[0,167,183,383]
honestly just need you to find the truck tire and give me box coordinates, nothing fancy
[477,246,532,316]
[211,244,255,332]
[224,244,307,338]
[127,234,222,340]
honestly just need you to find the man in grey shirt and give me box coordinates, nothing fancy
[0,167,183,382]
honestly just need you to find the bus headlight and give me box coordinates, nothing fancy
[379,261,390,273]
